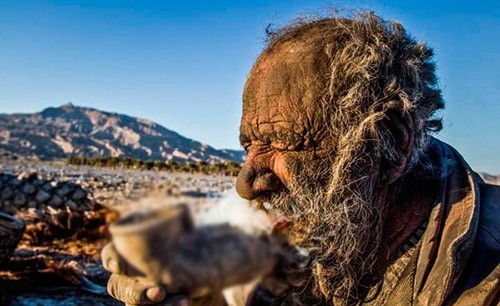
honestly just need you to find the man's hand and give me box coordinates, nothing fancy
[102,218,277,306]
[101,243,189,306]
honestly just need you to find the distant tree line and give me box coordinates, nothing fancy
[65,155,242,176]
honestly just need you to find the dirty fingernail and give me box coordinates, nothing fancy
[146,286,165,301]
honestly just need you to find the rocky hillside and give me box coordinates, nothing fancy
[479,172,500,185]
[0,103,245,163]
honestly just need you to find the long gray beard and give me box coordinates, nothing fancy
[257,168,387,306]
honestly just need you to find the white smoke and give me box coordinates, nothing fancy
[197,188,273,236]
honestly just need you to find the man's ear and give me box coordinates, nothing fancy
[379,108,414,185]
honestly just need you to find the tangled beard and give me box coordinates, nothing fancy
[258,159,388,306]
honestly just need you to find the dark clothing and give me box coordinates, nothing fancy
[363,140,499,305]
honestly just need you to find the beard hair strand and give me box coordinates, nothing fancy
[260,156,387,306]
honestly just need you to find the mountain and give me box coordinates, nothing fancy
[0,103,245,163]
[479,172,500,185]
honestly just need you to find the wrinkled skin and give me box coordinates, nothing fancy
[237,35,334,201]
[102,243,227,306]
[235,28,436,305]
[236,39,380,305]
[104,14,444,306]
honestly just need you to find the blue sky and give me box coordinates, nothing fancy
[0,1,498,173]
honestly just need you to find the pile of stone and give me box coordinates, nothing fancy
[0,161,238,214]
[0,172,92,214]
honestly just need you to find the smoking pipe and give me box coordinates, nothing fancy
[109,205,284,298]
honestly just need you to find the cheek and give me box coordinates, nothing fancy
[280,151,333,190]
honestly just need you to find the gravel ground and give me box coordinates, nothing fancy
[0,160,237,305]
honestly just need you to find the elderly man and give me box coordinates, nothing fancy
[103,13,499,305]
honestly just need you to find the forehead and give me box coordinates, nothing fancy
[241,41,328,138]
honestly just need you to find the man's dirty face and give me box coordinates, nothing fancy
[236,41,332,204]
[236,42,388,303]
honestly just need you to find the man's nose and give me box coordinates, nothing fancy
[236,163,284,200]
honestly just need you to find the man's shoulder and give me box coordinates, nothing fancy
[447,181,500,305]
[477,182,500,250]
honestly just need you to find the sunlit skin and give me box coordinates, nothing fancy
[236,40,333,201]
[235,30,438,303]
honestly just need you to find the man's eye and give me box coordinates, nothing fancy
[244,141,269,152]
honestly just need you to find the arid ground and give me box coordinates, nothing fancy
[0,159,236,305]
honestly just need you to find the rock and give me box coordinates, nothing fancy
[81,199,93,210]
[42,182,54,192]
[35,190,51,203]
[17,171,38,181]
[13,193,26,206]
[33,179,44,186]
[48,195,63,208]
[66,200,77,210]
[2,203,15,214]
[27,201,37,209]
[38,203,47,210]
[1,189,13,200]
[50,181,59,188]
[21,183,36,195]
[56,184,72,197]
[93,181,104,188]
[71,189,87,201]
[8,178,21,187]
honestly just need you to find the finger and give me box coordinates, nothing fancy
[101,243,124,274]
[107,273,166,305]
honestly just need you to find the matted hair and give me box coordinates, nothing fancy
[264,11,444,176]
[256,12,445,305]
